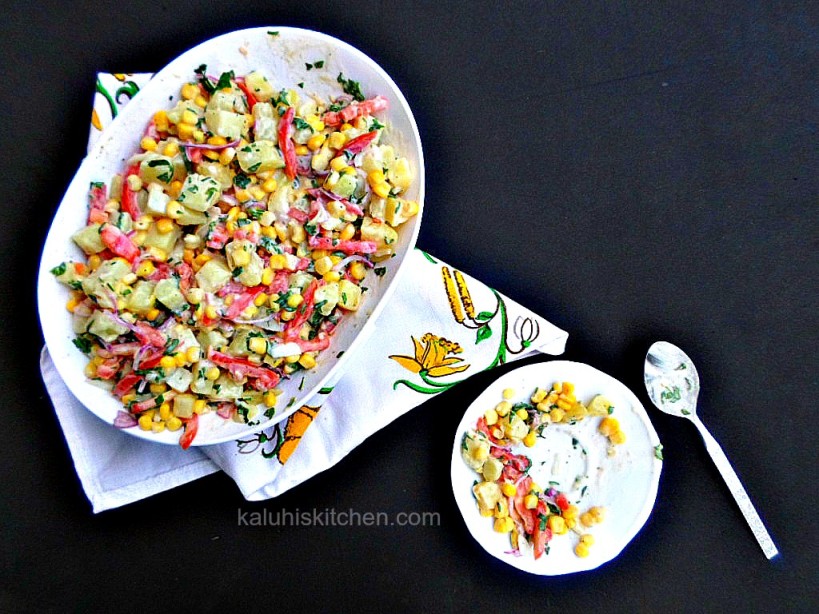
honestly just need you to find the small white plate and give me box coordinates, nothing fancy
[37,27,424,446]
[451,361,662,575]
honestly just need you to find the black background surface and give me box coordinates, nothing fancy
[2,1,817,612]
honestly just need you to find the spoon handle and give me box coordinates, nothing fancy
[691,416,779,559]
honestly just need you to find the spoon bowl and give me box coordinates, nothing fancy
[644,341,700,418]
[643,341,779,559]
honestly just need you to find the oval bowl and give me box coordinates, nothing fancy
[38,27,424,445]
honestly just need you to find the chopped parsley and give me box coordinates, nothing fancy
[50,263,67,277]
[654,444,664,460]
[337,72,365,101]
[72,336,92,354]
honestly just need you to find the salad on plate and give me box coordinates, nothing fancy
[51,64,418,448]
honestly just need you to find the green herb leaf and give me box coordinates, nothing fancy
[50,263,67,277]
[234,173,251,189]
[654,444,664,460]
[72,336,92,354]
[336,72,365,101]
[374,267,386,277]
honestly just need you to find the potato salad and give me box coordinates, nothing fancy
[52,66,418,448]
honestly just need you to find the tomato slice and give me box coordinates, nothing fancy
[179,413,199,450]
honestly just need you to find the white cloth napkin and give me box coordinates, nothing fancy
[38,73,568,512]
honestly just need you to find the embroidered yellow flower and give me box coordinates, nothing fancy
[390,333,470,377]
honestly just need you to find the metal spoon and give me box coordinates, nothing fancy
[644,341,779,559]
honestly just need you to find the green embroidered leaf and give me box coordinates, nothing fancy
[476,325,492,344]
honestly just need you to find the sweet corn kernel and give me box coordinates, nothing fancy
[563,505,579,520]
[294,144,309,156]
[574,543,590,558]
[608,430,626,445]
[327,131,346,149]
[473,445,489,462]
[367,169,386,186]
[500,483,517,497]
[503,388,515,400]
[194,94,209,108]
[548,515,567,535]
[253,293,268,307]
[216,147,235,165]
[249,186,267,201]
[494,499,509,519]
[307,134,325,151]
[262,390,277,408]
[327,200,347,217]
[284,354,300,364]
[313,256,334,276]
[242,305,258,319]
[323,271,341,283]
[483,408,499,427]
[598,417,620,436]
[289,224,306,244]
[479,506,494,518]
[126,175,143,191]
[181,83,199,100]
[580,512,595,527]
[493,517,514,533]
[580,534,594,546]
[146,308,160,321]
[556,398,573,411]
[495,401,512,417]
[273,222,288,242]
[185,346,200,363]
[166,416,183,431]
[523,431,537,447]
[193,399,207,414]
[181,109,198,125]
[524,494,538,510]
[153,110,169,131]
[159,356,177,370]
[268,254,287,270]
[330,156,348,172]
[150,383,167,395]
[249,337,267,355]
[286,293,304,308]
[589,507,605,523]
[349,261,367,280]
[168,180,183,198]
[234,188,251,203]
[151,421,166,433]
[262,178,278,193]
[204,149,220,161]
[516,408,529,420]
[553,382,563,393]
[372,182,391,199]
[492,428,504,439]
[163,142,180,157]
[299,353,317,369]
[138,414,153,431]
[174,352,187,367]
[339,223,355,241]
[159,402,172,420]
[156,218,175,234]
[550,408,566,423]
[177,123,195,140]
[84,361,97,378]
[66,296,80,313]
[140,136,158,151]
